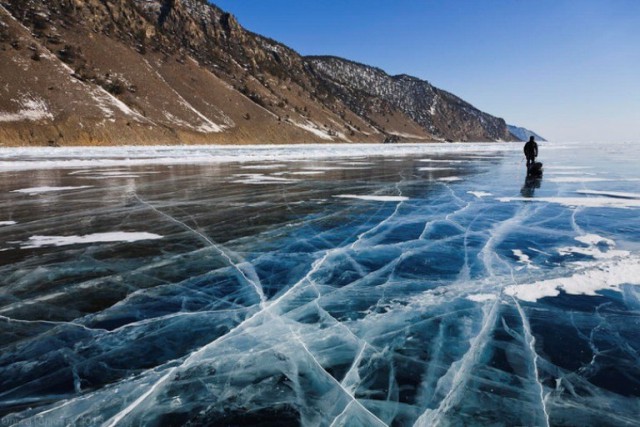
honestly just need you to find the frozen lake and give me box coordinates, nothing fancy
[1,142,639,426]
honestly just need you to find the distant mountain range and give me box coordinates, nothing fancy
[507,125,547,142]
[0,0,540,146]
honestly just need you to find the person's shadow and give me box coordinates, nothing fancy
[521,174,542,197]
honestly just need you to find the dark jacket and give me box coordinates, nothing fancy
[524,140,538,158]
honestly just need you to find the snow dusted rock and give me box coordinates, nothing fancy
[306,56,517,142]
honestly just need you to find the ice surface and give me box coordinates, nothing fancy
[548,177,612,183]
[0,142,523,172]
[576,189,640,199]
[498,196,640,208]
[417,167,456,171]
[1,141,639,426]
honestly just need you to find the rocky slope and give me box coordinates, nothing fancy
[0,0,521,146]
[306,56,515,142]
[507,125,546,142]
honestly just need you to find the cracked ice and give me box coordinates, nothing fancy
[1,142,639,426]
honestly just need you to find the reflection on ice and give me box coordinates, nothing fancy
[1,142,639,426]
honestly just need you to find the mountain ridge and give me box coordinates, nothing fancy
[507,125,546,142]
[0,0,529,146]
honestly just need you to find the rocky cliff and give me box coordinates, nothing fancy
[0,0,520,146]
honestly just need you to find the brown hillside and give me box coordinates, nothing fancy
[0,0,517,146]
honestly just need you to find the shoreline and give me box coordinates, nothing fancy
[0,141,523,172]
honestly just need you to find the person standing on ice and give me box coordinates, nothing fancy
[523,136,538,167]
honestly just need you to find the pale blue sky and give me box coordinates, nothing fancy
[213,1,639,142]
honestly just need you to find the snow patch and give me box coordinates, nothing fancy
[286,171,325,176]
[0,221,17,226]
[239,164,286,170]
[231,174,298,185]
[429,94,439,115]
[334,195,409,202]
[21,232,163,249]
[558,234,628,260]
[291,121,334,140]
[301,166,358,171]
[466,293,497,302]
[467,191,492,198]
[0,96,54,122]
[512,249,531,263]
[504,256,640,302]
[163,111,196,130]
[512,249,538,270]
[97,86,151,123]
[575,234,616,247]
[387,131,427,139]
[418,159,467,163]
[11,186,93,195]
[81,175,141,180]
